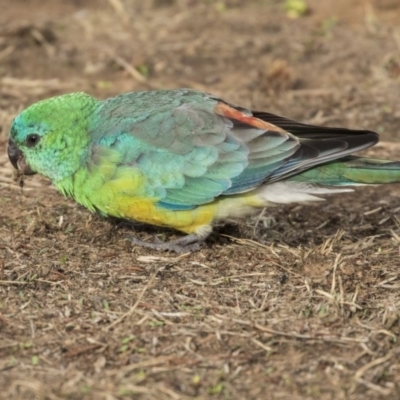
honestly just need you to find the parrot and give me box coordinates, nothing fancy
[7,89,400,252]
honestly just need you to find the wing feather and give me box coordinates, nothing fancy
[89,90,379,210]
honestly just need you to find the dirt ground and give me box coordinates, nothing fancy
[1,0,400,399]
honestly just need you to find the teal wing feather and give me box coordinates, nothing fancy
[88,90,297,209]
[88,90,378,210]
[89,90,250,208]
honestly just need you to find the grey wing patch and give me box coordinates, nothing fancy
[221,120,300,194]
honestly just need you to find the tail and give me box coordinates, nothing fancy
[256,156,400,205]
[288,156,400,185]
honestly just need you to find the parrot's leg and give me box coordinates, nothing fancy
[130,232,209,253]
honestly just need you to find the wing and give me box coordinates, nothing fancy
[89,90,378,210]
[249,110,378,182]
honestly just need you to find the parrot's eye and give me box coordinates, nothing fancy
[26,134,40,148]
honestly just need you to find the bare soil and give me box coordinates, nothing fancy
[1,1,400,399]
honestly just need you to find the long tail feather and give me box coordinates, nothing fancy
[288,156,400,185]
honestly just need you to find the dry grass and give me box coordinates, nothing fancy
[1,0,400,399]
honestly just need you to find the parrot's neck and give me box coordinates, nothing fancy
[54,162,95,211]
[41,143,89,184]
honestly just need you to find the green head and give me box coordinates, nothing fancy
[8,92,98,183]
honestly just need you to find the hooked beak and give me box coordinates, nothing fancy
[7,138,36,175]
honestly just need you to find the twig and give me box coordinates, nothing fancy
[102,48,147,83]
[0,279,63,286]
[355,378,392,396]
[105,270,158,331]
[116,355,198,378]
[0,280,32,285]
[351,352,394,393]
[214,314,368,344]
[330,253,341,295]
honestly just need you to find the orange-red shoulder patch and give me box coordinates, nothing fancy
[214,102,287,133]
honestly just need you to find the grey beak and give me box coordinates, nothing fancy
[7,138,21,170]
[7,138,35,175]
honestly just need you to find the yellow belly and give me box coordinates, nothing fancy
[64,162,267,235]
[106,191,265,234]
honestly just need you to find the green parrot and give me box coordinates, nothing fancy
[7,89,400,252]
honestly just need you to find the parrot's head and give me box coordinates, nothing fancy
[8,92,97,183]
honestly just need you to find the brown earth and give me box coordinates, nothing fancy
[1,1,400,399]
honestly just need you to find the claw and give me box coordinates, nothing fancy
[130,233,206,253]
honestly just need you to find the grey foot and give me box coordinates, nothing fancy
[130,233,206,254]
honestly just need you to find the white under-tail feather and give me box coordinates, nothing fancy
[214,181,354,224]
[257,181,354,204]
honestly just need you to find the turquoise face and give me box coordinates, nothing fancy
[10,114,48,145]
[8,115,49,175]
[9,110,68,179]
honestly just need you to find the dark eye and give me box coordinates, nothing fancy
[26,134,40,148]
